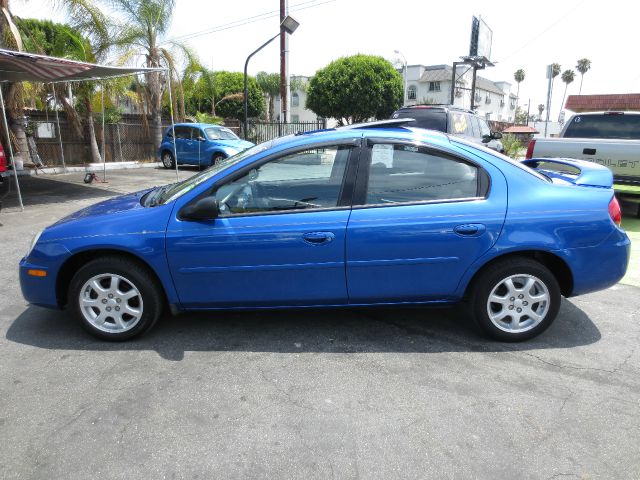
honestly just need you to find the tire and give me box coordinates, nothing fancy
[161,150,175,169]
[212,153,226,166]
[68,256,164,341]
[470,257,561,342]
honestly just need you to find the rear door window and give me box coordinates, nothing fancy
[563,114,640,139]
[363,143,483,205]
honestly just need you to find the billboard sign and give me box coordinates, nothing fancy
[469,16,493,60]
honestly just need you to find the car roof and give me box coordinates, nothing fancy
[395,105,476,115]
[172,123,227,128]
[274,122,452,151]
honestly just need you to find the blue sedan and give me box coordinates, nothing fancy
[20,120,630,341]
[158,123,254,168]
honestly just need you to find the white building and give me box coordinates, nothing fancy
[272,75,323,123]
[270,66,518,124]
[402,64,517,122]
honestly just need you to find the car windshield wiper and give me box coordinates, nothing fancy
[147,183,175,207]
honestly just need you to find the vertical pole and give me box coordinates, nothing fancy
[284,0,290,123]
[166,69,179,181]
[403,62,407,106]
[527,100,531,127]
[279,0,287,123]
[244,58,249,140]
[101,81,106,182]
[450,62,458,106]
[470,64,478,111]
[0,86,24,211]
[50,84,67,173]
[544,65,552,137]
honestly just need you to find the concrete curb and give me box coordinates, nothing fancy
[8,161,162,177]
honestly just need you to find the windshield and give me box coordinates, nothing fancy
[205,127,239,141]
[156,142,272,204]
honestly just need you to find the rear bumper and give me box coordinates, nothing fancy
[561,227,631,297]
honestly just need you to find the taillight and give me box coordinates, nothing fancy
[609,196,622,227]
[525,139,536,159]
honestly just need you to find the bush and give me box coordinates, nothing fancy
[501,133,522,158]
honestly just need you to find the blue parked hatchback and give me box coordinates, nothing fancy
[158,123,254,168]
[21,120,630,341]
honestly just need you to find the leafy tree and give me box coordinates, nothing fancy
[514,106,528,124]
[576,58,591,94]
[17,7,111,163]
[537,103,545,118]
[559,69,575,121]
[210,71,264,120]
[16,18,87,143]
[513,69,525,122]
[306,54,403,124]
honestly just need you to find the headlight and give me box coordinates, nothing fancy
[27,230,42,257]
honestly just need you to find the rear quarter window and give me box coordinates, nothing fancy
[563,114,640,139]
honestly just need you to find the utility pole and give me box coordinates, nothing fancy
[279,0,287,122]
[544,64,552,137]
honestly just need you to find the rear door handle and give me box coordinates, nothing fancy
[302,231,335,245]
[583,148,596,155]
[454,224,486,236]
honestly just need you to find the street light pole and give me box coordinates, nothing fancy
[244,15,299,140]
[394,50,407,105]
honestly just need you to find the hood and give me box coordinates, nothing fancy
[52,188,152,227]
[213,139,254,150]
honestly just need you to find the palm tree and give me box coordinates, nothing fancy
[109,0,188,148]
[542,63,561,123]
[0,0,30,161]
[576,58,592,94]
[538,103,545,119]
[513,69,525,123]
[256,72,280,121]
[56,0,114,163]
[559,69,575,122]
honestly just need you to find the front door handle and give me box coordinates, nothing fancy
[583,148,596,155]
[302,231,335,245]
[454,224,486,237]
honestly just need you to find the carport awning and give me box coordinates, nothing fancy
[0,49,163,83]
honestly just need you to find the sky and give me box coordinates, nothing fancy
[12,0,638,120]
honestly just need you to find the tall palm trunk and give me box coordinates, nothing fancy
[579,75,584,95]
[83,95,102,163]
[55,84,84,140]
[515,83,520,124]
[0,2,29,161]
[4,84,30,161]
[559,84,569,122]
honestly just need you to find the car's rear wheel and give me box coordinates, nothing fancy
[161,151,175,169]
[69,256,163,341]
[212,153,226,166]
[471,258,561,341]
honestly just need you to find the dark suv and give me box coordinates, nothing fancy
[392,105,504,152]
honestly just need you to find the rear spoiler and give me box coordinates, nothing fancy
[521,157,613,188]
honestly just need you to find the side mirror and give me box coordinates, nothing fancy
[180,197,219,221]
[196,136,206,142]
[491,131,503,140]
[482,134,491,143]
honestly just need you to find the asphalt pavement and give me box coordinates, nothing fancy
[0,168,639,479]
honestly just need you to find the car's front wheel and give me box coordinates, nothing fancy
[69,256,163,341]
[212,152,226,166]
[161,151,175,169]
[471,258,561,341]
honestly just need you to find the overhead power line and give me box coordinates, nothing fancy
[168,0,335,43]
